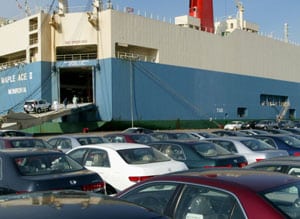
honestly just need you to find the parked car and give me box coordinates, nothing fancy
[47,134,108,153]
[223,121,244,130]
[278,120,295,128]
[246,156,300,177]
[103,133,158,144]
[238,129,269,136]
[0,148,104,195]
[66,143,188,194]
[190,131,219,139]
[117,168,300,218]
[241,120,259,129]
[0,190,167,219]
[206,137,288,164]
[253,134,300,156]
[0,136,54,149]
[0,129,33,137]
[282,128,300,135]
[212,130,248,137]
[148,140,248,169]
[122,127,154,134]
[254,120,279,130]
[23,99,51,113]
[150,131,199,141]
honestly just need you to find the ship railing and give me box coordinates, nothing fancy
[117,52,155,62]
[0,59,26,70]
[56,53,97,61]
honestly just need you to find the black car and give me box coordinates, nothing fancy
[246,156,300,177]
[148,140,248,169]
[0,190,167,219]
[0,148,104,195]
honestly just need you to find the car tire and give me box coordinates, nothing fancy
[37,108,42,113]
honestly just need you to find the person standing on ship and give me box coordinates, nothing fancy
[72,95,78,108]
[63,97,68,109]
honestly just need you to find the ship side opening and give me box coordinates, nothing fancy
[0,51,26,69]
[59,67,93,105]
[115,43,158,62]
[56,45,97,105]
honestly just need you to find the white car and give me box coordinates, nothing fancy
[67,143,188,194]
[224,121,244,130]
[23,99,51,114]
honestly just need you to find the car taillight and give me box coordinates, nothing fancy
[294,152,300,156]
[256,158,264,162]
[238,162,248,167]
[82,182,104,192]
[129,176,154,183]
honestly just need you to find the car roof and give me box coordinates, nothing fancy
[0,190,166,219]
[0,148,62,156]
[147,168,299,192]
[70,143,150,151]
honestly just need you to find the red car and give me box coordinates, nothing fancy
[117,168,300,218]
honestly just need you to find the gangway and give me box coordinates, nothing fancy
[0,103,97,130]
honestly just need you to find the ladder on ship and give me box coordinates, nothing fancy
[277,101,290,121]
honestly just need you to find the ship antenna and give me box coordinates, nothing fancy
[284,23,289,43]
[107,0,113,9]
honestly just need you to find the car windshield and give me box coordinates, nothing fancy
[10,139,54,149]
[262,182,300,218]
[118,148,171,164]
[15,154,84,176]
[278,135,300,148]
[193,142,232,157]
[240,139,275,151]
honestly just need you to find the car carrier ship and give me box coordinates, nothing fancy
[0,0,300,132]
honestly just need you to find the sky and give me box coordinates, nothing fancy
[1,0,300,43]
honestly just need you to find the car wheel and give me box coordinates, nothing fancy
[37,108,42,113]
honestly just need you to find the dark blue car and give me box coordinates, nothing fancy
[253,134,300,156]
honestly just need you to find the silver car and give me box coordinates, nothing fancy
[205,137,289,164]
[47,134,108,153]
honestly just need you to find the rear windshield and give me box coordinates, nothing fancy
[193,142,232,157]
[9,139,53,149]
[240,139,275,151]
[15,154,84,176]
[76,137,107,145]
[118,148,170,164]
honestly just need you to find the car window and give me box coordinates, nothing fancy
[175,185,246,219]
[58,139,72,149]
[0,140,4,149]
[256,137,277,148]
[288,168,300,177]
[150,143,186,161]
[120,182,179,215]
[210,140,238,153]
[250,165,284,173]
[194,142,233,156]
[67,148,89,164]
[263,182,300,218]
[15,154,84,176]
[85,149,110,167]
[240,139,274,151]
[118,148,170,164]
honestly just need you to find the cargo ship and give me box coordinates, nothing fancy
[0,0,300,132]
